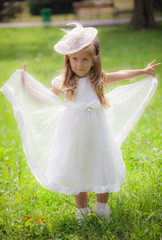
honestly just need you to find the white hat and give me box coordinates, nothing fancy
[54,22,98,55]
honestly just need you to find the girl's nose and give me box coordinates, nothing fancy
[77,60,82,67]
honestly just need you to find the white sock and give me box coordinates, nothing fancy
[78,207,90,214]
[76,207,91,221]
[93,202,111,217]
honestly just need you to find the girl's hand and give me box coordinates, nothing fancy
[20,63,26,88]
[143,59,161,77]
[23,63,26,71]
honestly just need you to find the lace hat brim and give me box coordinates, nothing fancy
[54,22,98,55]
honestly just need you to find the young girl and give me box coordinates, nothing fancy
[0,22,160,222]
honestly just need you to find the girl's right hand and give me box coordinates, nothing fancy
[23,63,26,71]
[20,63,26,88]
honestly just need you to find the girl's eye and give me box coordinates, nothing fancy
[73,58,77,61]
[83,58,88,61]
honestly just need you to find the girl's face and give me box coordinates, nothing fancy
[68,48,93,78]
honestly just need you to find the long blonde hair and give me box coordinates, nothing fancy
[60,37,110,108]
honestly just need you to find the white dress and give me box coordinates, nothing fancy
[0,70,158,195]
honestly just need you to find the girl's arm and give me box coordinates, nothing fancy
[50,86,63,96]
[20,64,61,103]
[106,60,161,84]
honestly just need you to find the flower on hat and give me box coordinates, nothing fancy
[61,22,84,43]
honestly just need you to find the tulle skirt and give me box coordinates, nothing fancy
[0,70,158,195]
[46,105,126,194]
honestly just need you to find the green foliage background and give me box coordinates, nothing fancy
[27,0,82,15]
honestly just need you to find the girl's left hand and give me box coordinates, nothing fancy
[143,59,161,77]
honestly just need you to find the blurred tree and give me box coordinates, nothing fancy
[0,0,21,22]
[131,0,156,28]
[153,0,162,12]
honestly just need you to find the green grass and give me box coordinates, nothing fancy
[0,23,162,239]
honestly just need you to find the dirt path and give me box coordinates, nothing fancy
[0,17,162,28]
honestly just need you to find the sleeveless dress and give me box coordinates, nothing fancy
[0,70,158,195]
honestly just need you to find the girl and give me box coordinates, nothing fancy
[0,22,160,222]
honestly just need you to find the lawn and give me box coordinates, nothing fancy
[0,23,162,239]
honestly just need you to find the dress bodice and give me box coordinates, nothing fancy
[72,77,99,103]
[51,75,101,108]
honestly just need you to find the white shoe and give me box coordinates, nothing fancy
[93,202,111,219]
[76,207,91,221]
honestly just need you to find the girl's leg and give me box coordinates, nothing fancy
[93,192,111,218]
[75,192,90,221]
[75,192,88,208]
[96,192,109,203]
